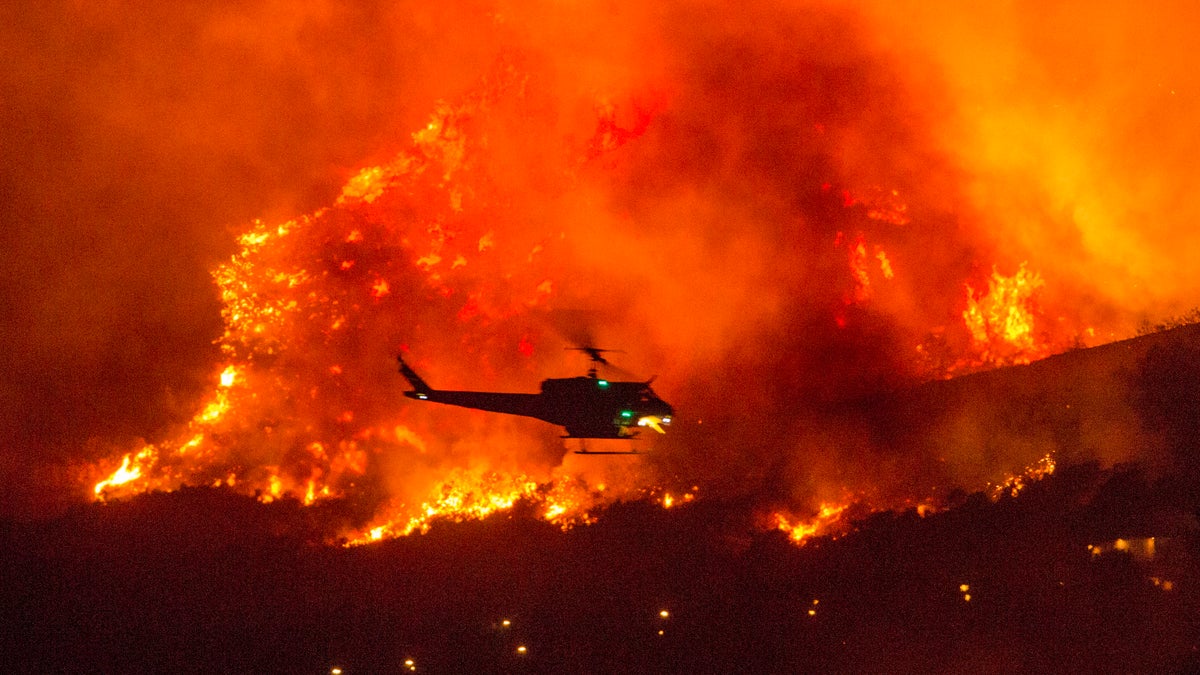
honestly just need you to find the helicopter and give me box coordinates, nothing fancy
[396,347,674,446]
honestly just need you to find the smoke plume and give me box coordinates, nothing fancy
[3,0,1198,522]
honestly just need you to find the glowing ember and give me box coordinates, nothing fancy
[834,228,897,311]
[849,236,872,302]
[1149,577,1174,591]
[659,490,695,510]
[876,250,894,280]
[1088,537,1158,561]
[990,453,1056,499]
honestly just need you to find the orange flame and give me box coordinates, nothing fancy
[773,502,849,545]
[962,262,1048,366]
[93,446,156,497]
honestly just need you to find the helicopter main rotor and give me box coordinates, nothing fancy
[565,347,624,378]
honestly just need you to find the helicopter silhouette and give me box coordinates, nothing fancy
[397,347,673,446]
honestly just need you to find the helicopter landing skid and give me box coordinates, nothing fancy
[568,438,643,455]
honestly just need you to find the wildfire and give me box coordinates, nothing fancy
[344,472,634,546]
[990,453,1057,499]
[660,490,695,510]
[346,470,542,545]
[768,454,1059,548]
[84,24,1087,551]
[85,62,672,540]
[836,231,896,307]
[93,446,156,497]
[92,360,246,501]
[773,503,850,545]
[963,263,1048,366]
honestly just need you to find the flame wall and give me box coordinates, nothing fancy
[3,0,1199,520]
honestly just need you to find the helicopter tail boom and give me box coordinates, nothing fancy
[396,355,433,395]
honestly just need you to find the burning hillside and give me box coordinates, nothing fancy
[54,0,1183,541]
[77,62,1065,542]
[4,0,1200,667]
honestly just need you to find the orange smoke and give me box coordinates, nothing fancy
[4,1,1198,532]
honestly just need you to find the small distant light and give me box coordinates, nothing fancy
[959,584,969,593]
[964,594,971,602]
[662,416,672,424]
[417,393,428,400]
[516,645,528,655]
[331,668,343,675]
[812,599,819,605]
[621,410,633,418]
[404,658,416,671]
[808,609,816,616]
[598,379,609,388]
[659,609,670,619]
[501,619,511,627]
[657,629,664,636]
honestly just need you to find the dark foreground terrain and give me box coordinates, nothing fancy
[1,461,1197,674]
